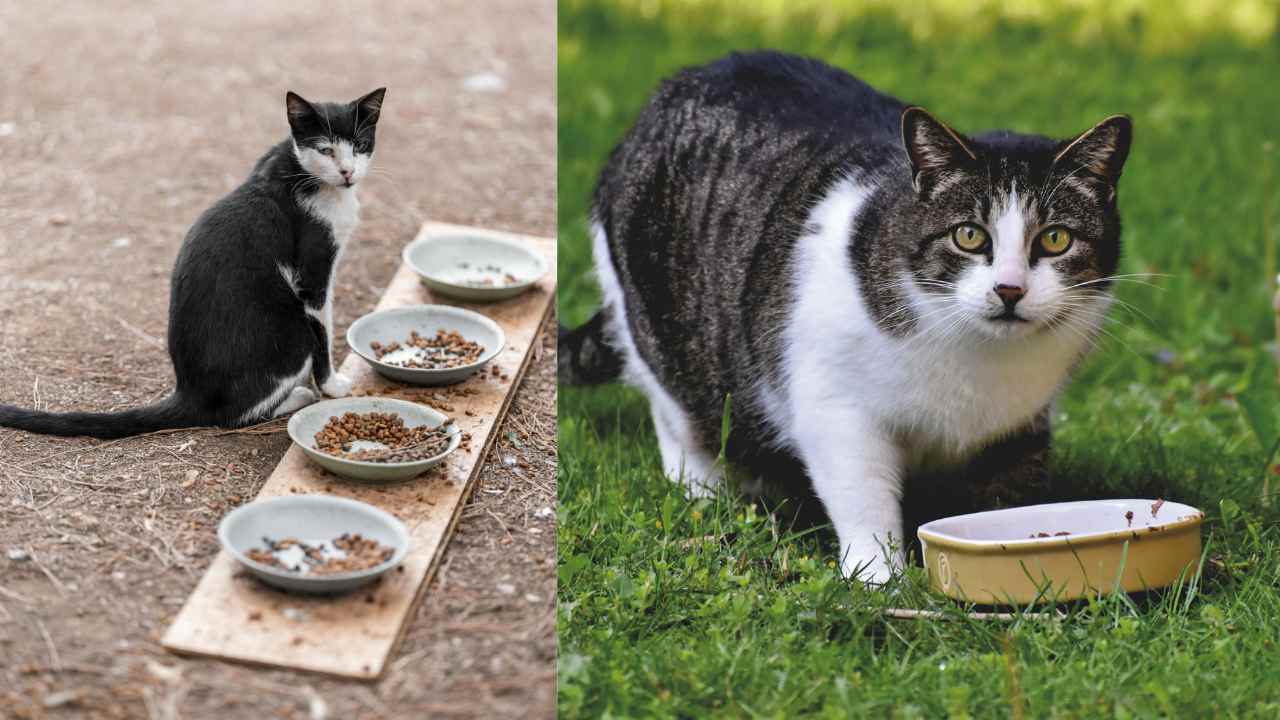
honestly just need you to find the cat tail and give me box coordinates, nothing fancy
[558,309,624,386]
[0,392,204,439]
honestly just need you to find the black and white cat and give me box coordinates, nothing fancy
[559,52,1131,583]
[0,88,386,439]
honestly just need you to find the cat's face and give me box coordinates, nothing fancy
[895,109,1131,343]
[286,88,386,189]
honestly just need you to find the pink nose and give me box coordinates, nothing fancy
[993,284,1025,309]
[339,169,352,179]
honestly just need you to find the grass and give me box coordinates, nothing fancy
[557,2,1280,716]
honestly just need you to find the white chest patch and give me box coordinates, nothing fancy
[300,186,360,247]
[778,175,1092,471]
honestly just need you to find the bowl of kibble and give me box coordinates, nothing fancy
[288,397,462,482]
[347,305,506,386]
[918,499,1205,604]
[219,494,410,594]
[403,232,548,302]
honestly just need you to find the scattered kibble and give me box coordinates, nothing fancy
[245,533,395,575]
[371,330,484,370]
[314,411,454,463]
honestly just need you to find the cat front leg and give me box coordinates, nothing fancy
[794,408,904,584]
[306,310,351,397]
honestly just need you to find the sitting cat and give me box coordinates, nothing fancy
[0,88,386,439]
[559,51,1130,583]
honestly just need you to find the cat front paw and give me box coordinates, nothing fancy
[839,541,902,587]
[321,373,353,398]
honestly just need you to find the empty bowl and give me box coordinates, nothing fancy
[287,397,461,482]
[347,305,506,386]
[917,499,1204,604]
[403,232,548,302]
[219,494,410,594]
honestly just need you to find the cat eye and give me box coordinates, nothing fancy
[1038,227,1074,256]
[318,146,335,156]
[950,223,990,253]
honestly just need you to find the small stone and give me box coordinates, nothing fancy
[534,507,554,520]
[495,583,516,596]
[462,72,506,93]
[0,122,14,137]
[524,593,543,603]
[282,607,308,622]
[48,213,70,227]
[181,469,199,488]
[111,237,131,248]
[6,548,30,562]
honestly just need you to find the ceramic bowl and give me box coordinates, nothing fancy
[402,232,547,302]
[287,397,460,482]
[218,494,410,595]
[917,499,1204,604]
[347,305,505,386]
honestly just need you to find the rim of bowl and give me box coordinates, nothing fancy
[401,233,548,292]
[287,396,463,470]
[346,305,507,379]
[917,499,1205,554]
[218,494,410,581]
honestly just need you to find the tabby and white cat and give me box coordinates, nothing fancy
[0,88,386,439]
[560,52,1131,583]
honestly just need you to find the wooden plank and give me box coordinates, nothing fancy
[162,222,556,679]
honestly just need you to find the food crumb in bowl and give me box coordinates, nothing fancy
[1125,510,1135,526]
[1151,498,1165,517]
[1029,531,1072,538]
[245,533,395,575]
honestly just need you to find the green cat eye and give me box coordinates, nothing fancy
[319,146,335,156]
[1038,227,1073,255]
[950,223,989,253]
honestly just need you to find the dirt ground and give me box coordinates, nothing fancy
[0,1,556,717]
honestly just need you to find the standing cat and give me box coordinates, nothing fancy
[559,51,1130,583]
[0,88,386,439]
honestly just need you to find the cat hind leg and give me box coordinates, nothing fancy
[650,402,722,498]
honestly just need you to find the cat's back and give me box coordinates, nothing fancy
[659,51,906,141]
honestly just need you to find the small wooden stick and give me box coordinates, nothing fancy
[883,608,1064,622]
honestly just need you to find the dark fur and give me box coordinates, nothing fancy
[562,51,1129,526]
[0,89,385,439]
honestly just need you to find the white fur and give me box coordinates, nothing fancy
[775,176,1104,582]
[240,358,313,424]
[273,386,318,417]
[592,222,723,496]
[277,263,302,297]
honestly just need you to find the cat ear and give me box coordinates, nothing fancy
[1054,114,1132,186]
[354,88,387,128]
[900,107,977,195]
[285,91,319,135]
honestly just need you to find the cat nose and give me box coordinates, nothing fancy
[993,283,1025,309]
[339,169,352,179]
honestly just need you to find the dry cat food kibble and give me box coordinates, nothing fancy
[245,533,395,575]
[455,261,519,287]
[314,411,454,463]
[369,330,484,369]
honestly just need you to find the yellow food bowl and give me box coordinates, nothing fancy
[917,499,1204,605]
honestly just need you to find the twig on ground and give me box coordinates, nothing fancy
[35,618,62,672]
[883,608,1064,622]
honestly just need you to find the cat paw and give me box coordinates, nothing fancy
[272,386,318,417]
[321,373,353,398]
[839,544,902,587]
